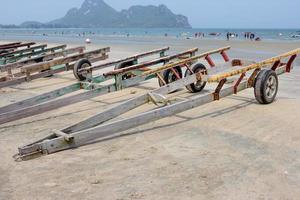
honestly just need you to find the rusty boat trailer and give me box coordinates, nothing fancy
[13,47,300,161]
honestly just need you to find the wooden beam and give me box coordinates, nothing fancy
[0,54,108,89]
[103,48,198,76]
[0,42,35,50]
[0,46,84,72]
[80,46,170,73]
[0,44,47,58]
[0,42,21,48]
[20,47,110,74]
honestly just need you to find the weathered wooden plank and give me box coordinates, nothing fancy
[0,82,116,125]
[0,46,84,72]
[0,44,47,58]
[5,45,66,62]
[0,42,35,50]
[63,94,149,133]
[103,48,198,76]
[21,47,110,73]
[0,42,21,48]
[0,54,108,89]
[81,47,170,72]
[0,83,81,114]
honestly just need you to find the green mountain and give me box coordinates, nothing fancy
[49,0,191,28]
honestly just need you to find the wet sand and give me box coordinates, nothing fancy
[0,37,300,200]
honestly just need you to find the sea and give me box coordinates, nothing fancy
[0,28,299,42]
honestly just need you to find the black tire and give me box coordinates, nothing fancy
[115,60,137,80]
[158,66,183,87]
[73,59,92,81]
[185,63,207,93]
[254,69,279,104]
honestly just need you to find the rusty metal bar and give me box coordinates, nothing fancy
[213,79,227,100]
[234,73,246,94]
[286,54,297,73]
[271,60,281,71]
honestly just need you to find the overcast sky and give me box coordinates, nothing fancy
[0,0,299,28]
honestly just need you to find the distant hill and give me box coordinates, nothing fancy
[48,0,191,28]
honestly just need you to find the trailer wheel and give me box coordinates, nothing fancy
[185,63,207,93]
[115,60,136,80]
[158,66,183,87]
[254,69,279,104]
[73,59,92,81]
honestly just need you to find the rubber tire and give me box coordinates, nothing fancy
[254,69,279,104]
[73,59,92,81]
[185,63,207,93]
[158,66,183,87]
[115,60,136,80]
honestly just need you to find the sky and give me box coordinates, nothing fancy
[0,0,299,28]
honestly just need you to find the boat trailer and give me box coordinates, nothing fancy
[14,47,299,161]
[0,46,110,88]
[0,46,198,124]
[0,44,66,65]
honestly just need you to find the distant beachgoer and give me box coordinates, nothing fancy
[165,33,168,37]
[226,32,230,41]
[195,33,198,38]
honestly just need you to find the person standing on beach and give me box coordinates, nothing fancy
[227,32,230,41]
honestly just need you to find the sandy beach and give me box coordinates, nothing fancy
[0,37,300,200]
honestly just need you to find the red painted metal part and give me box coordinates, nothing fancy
[213,79,227,100]
[170,68,181,79]
[271,61,281,71]
[234,73,246,94]
[286,54,297,73]
[205,55,215,67]
[220,51,230,62]
[184,63,194,73]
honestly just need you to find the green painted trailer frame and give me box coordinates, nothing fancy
[0,47,110,88]
[0,44,66,65]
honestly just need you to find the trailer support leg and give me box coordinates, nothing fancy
[234,73,246,94]
[205,55,215,67]
[221,51,230,62]
[271,61,281,71]
[213,79,227,100]
[248,68,260,87]
[286,54,297,73]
